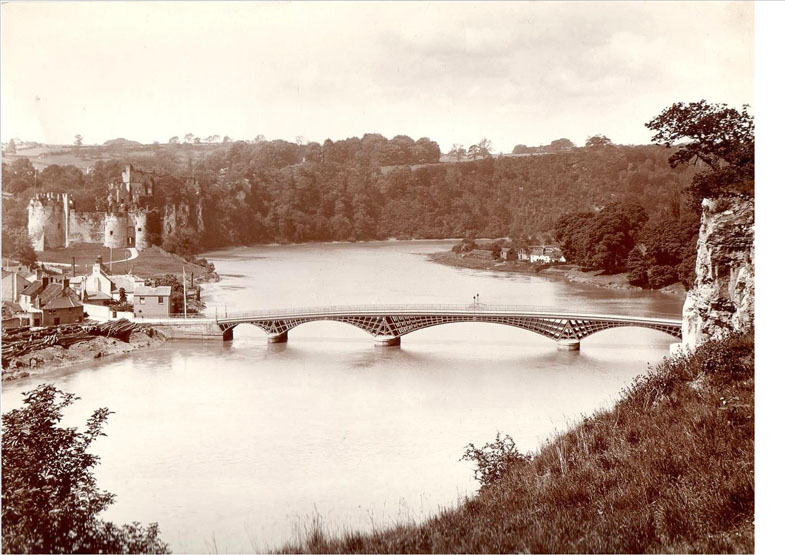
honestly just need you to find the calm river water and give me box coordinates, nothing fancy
[2,240,684,552]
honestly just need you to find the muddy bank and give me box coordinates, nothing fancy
[2,329,165,383]
[427,251,687,298]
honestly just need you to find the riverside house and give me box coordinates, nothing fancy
[529,246,567,264]
[18,277,84,327]
[134,285,172,318]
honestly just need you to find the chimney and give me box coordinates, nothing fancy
[63,278,70,290]
[41,276,50,287]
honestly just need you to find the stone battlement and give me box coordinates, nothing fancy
[27,165,154,251]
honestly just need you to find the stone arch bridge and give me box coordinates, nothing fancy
[209,304,682,350]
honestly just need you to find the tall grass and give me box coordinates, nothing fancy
[277,332,754,553]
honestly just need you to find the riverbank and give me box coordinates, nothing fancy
[427,251,687,297]
[280,331,754,553]
[1,326,166,383]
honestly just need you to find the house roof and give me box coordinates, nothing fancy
[112,274,144,292]
[135,285,172,296]
[20,280,46,297]
[85,291,113,301]
[44,294,82,310]
[2,301,23,315]
[37,283,72,307]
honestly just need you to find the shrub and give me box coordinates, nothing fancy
[460,432,530,487]
[2,384,169,553]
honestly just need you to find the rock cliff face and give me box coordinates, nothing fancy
[682,197,754,348]
[161,198,205,241]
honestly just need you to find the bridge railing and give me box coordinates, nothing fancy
[215,304,681,324]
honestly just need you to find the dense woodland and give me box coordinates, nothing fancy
[3,134,699,283]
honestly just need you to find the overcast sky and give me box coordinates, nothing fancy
[1,1,753,152]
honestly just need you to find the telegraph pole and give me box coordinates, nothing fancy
[182,267,187,318]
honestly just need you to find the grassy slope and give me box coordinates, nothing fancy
[38,244,211,279]
[280,332,754,553]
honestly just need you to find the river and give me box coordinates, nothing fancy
[1,240,684,552]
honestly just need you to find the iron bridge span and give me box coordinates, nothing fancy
[214,304,682,350]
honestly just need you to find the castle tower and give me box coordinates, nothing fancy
[133,211,149,250]
[103,212,127,249]
[27,193,67,251]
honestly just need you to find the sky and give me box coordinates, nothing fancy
[1,1,754,152]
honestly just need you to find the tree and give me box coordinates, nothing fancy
[2,228,37,265]
[626,246,650,287]
[449,144,466,161]
[646,101,754,199]
[168,136,180,145]
[162,224,202,257]
[647,265,679,289]
[6,138,16,154]
[468,138,493,160]
[547,138,575,152]
[183,133,194,144]
[223,136,232,143]
[73,134,83,157]
[512,144,533,154]
[2,157,36,193]
[2,384,169,553]
[585,134,612,148]
[253,134,266,144]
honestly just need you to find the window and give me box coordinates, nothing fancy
[138,227,142,231]
[109,230,113,236]
[54,317,60,325]
[158,296,164,304]
[140,297,146,304]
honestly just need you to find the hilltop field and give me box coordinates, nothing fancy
[3,142,226,171]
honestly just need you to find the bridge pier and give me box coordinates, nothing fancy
[222,327,234,342]
[268,331,289,344]
[374,336,401,347]
[557,339,580,351]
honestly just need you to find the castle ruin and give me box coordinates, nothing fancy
[27,165,155,251]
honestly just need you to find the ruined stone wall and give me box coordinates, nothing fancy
[682,197,754,348]
[68,212,105,244]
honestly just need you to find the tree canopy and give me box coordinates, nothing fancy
[2,384,169,553]
[646,100,754,199]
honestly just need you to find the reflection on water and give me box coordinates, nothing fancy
[1,240,682,552]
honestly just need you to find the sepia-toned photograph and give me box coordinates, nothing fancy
[1,1,765,553]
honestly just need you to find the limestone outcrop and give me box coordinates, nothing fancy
[682,197,754,348]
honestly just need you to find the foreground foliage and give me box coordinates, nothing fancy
[279,332,754,553]
[1,384,169,554]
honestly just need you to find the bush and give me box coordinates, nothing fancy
[460,432,531,487]
[2,384,169,553]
